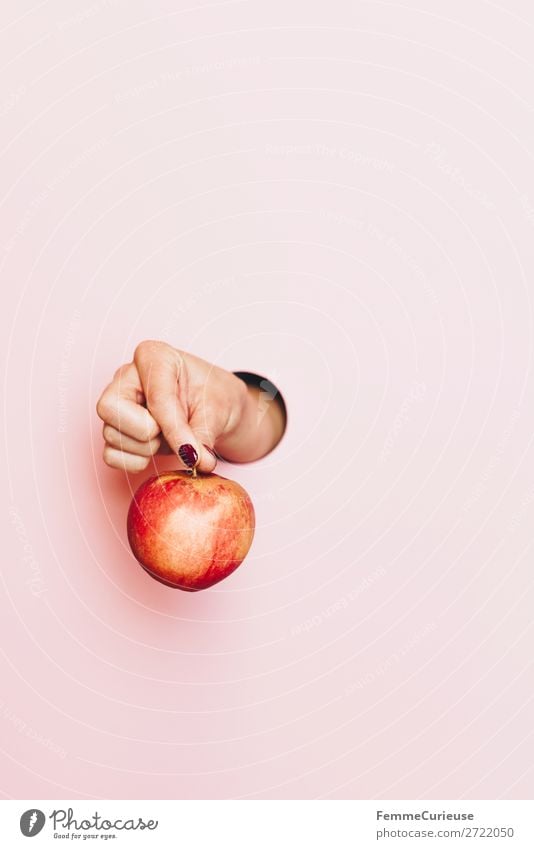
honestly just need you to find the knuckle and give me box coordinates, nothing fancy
[147,435,161,455]
[146,421,161,441]
[112,363,129,381]
[102,424,114,443]
[96,394,110,421]
[103,445,115,465]
[134,339,164,362]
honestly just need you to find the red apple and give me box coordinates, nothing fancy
[127,470,255,591]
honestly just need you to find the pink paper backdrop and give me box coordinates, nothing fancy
[1,0,533,799]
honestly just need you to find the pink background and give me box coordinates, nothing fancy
[1,0,533,799]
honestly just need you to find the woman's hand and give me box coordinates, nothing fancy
[96,341,285,473]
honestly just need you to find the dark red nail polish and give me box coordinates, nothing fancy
[202,444,217,459]
[178,443,198,468]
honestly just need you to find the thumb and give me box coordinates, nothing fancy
[132,342,195,471]
[134,341,216,473]
[187,406,220,473]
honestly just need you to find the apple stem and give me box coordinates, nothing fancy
[191,466,197,478]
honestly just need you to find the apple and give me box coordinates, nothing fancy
[127,470,255,591]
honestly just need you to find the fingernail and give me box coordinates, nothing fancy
[178,443,198,468]
[202,444,217,459]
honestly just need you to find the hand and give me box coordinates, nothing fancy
[96,341,285,473]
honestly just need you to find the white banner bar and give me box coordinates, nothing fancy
[0,800,532,848]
